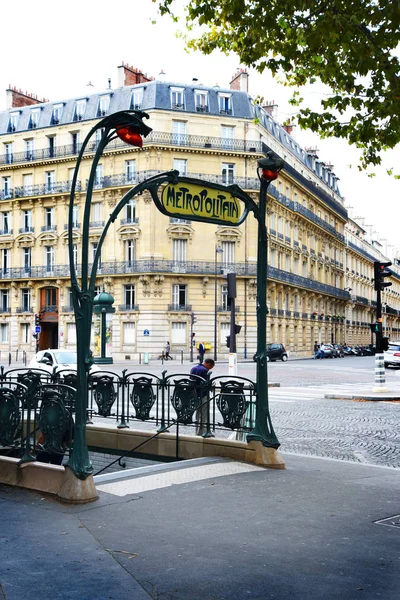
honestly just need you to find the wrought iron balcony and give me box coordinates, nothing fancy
[118,304,139,311]
[269,308,277,316]
[14,181,81,199]
[64,223,81,230]
[278,309,284,316]
[120,217,139,225]
[16,307,33,313]
[0,307,10,313]
[170,217,191,224]
[0,229,12,236]
[41,305,58,312]
[168,304,192,312]
[355,295,369,305]
[62,305,73,312]
[19,226,34,234]
[89,221,105,228]
[217,305,240,312]
[41,225,57,232]
[196,105,209,113]
[0,189,13,200]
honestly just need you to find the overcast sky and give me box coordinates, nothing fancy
[1,0,399,256]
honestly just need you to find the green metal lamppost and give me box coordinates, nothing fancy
[93,290,115,365]
[247,152,284,448]
[66,110,155,480]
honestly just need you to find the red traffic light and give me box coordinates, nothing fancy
[261,169,279,181]
[116,127,143,147]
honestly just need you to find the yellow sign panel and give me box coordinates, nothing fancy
[161,182,242,224]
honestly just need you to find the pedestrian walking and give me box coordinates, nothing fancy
[319,343,326,359]
[314,341,320,359]
[164,341,172,360]
[190,358,215,435]
[198,341,205,364]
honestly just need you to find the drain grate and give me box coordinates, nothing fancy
[375,515,400,529]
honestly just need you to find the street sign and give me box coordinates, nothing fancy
[143,329,150,336]
[35,326,41,334]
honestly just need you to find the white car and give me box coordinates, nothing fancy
[384,342,400,369]
[28,350,100,374]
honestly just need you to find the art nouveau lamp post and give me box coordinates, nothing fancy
[247,153,284,449]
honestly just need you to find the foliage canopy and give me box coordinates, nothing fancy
[156,0,400,169]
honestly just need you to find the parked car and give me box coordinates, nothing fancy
[321,343,335,358]
[332,344,345,358]
[253,343,288,362]
[384,342,400,368]
[28,350,100,374]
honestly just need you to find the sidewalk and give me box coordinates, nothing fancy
[1,453,399,599]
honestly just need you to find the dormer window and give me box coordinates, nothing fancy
[29,108,41,129]
[171,87,184,110]
[52,104,63,125]
[194,90,209,113]
[8,111,20,133]
[74,99,86,121]
[218,93,232,115]
[98,95,110,117]
[131,88,143,110]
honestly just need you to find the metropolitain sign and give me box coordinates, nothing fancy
[150,176,250,226]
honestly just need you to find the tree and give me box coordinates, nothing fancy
[156,0,400,169]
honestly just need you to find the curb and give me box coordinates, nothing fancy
[325,393,400,401]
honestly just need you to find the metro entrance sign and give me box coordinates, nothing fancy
[153,177,249,226]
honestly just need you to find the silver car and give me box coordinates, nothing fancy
[28,349,100,374]
[384,342,400,368]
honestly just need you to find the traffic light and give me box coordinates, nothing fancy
[226,335,231,348]
[382,337,389,352]
[370,323,380,333]
[235,325,242,335]
[35,313,39,326]
[374,261,392,291]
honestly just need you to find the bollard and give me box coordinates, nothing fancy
[181,350,183,364]
[23,350,27,366]
[139,352,142,365]
[143,352,149,365]
[8,352,11,366]
[16,349,19,362]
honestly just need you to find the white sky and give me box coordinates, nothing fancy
[1,0,399,255]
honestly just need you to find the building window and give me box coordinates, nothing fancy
[23,210,33,231]
[72,244,78,266]
[91,243,101,268]
[221,126,234,149]
[125,160,136,183]
[218,94,232,115]
[172,121,186,145]
[124,285,136,308]
[67,323,76,344]
[131,89,143,110]
[21,323,30,344]
[194,90,209,113]
[74,99,86,121]
[285,255,291,272]
[91,202,102,223]
[4,143,13,164]
[220,322,230,345]
[29,108,40,129]
[45,172,55,193]
[125,240,135,263]
[2,212,9,234]
[0,290,9,311]
[45,246,54,272]
[23,247,31,272]
[221,241,235,265]
[98,95,110,116]
[171,322,186,344]
[94,165,103,188]
[173,239,187,263]
[2,177,11,199]
[222,163,235,184]
[172,284,187,308]
[45,207,54,228]
[221,284,228,310]
[9,111,20,132]
[2,249,9,274]
[47,136,56,158]
[52,104,63,125]
[123,322,136,344]
[0,324,8,342]
[23,174,33,195]
[71,132,80,154]
[173,159,187,175]
[72,205,79,227]
[125,199,136,222]
[25,139,34,161]
[21,288,31,311]
[171,88,184,110]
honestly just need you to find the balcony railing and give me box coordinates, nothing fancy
[16,307,33,313]
[0,229,12,236]
[0,307,10,313]
[14,181,81,198]
[168,304,192,311]
[41,305,58,312]
[89,221,105,228]
[62,306,73,312]
[64,223,81,230]
[19,226,34,234]
[120,218,139,225]
[118,304,139,311]
[217,305,240,312]
[41,225,57,232]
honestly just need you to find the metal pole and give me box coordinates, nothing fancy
[214,247,218,361]
[247,170,280,448]
[373,285,388,391]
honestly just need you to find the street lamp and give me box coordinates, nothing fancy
[214,245,223,361]
[247,152,284,449]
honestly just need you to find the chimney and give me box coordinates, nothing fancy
[117,62,154,87]
[282,122,295,136]
[305,146,319,157]
[229,69,249,92]
[6,86,48,109]
[262,100,278,118]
